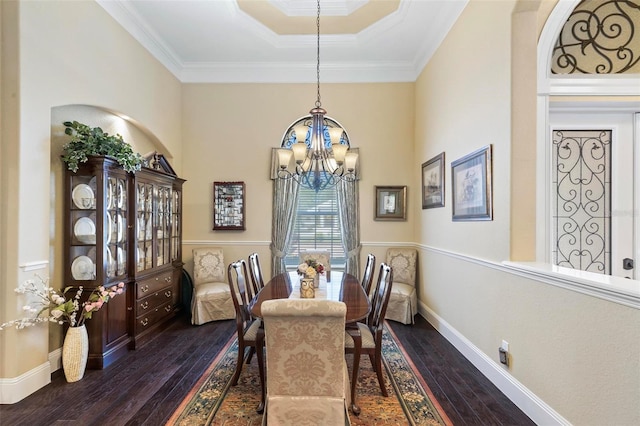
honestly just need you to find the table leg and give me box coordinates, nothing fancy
[256,326,266,414]
[346,324,362,416]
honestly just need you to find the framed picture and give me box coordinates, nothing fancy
[374,186,407,221]
[422,152,445,209]
[213,181,245,230]
[451,145,493,221]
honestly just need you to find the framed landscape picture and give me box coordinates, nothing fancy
[375,186,407,221]
[422,152,445,209]
[451,145,493,221]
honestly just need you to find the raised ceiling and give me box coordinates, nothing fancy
[97,0,468,83]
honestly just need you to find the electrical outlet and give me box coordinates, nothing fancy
[499,347,508,365]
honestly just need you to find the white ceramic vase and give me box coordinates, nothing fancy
[62,324,89,382]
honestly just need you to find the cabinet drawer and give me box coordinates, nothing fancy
[136,288,174,317]
[135,301,173,333]
[136,270,174,298]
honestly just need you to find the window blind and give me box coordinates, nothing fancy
[285,185,345,268]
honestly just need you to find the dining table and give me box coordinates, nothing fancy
[249,270,370,415]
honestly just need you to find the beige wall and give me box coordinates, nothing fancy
[414,0,639,424]
[2,0,639,424]
[181,82,415,277]
[0,0,181,395]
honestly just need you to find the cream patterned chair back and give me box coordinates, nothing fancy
[299,250,331,281]
[385,247,418,324]
[190,247,234,324]
[262,299,349,425]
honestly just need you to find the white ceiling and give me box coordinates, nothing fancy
[97,0,468,83]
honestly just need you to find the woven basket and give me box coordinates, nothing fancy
[62,324,89,382]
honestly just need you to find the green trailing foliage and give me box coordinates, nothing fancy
[62,120,144,173]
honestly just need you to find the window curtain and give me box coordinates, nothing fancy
[336,179,360,277]
[270,149,301,275]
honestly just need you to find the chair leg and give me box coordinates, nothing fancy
[231,342,245,386]
[346,325,362,415]
[256,329,266,414]
[373,348,388,397]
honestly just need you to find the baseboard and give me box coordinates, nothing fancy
[418,302,570,426]
[0,361,51,404]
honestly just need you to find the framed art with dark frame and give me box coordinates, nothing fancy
[375,185,407,221]
[451,145,493,221]
[213,181,246,230]
[422,152,445,209]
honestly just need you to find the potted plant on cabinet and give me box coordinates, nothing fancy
[61,120,144,173]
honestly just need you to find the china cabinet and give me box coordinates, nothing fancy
[131,153,185,348]
[64,154,184,368]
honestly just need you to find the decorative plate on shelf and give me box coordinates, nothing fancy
[74,216,96,244]
[117,181,125,209]
[72,184,94,209]
[106,179,115,209]
[117,247,125,275]
[106,212,113,244]
[117,213,125,243]
[71,255,94,280]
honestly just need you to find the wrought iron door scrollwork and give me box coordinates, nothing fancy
[552,0,640,74]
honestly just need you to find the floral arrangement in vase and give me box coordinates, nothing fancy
[0,274,125,330]
[297,259,325,279]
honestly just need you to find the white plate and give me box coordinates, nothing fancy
[145,217,152,240]
[117,181,125,209]
[117,247,125,275]
[106,246,115,277]
[117,214,125,242]
[72,184,94,209]
[71,255,94,280]
[74,217,96,244]
[106,179,114,209]
[106,212,112,244]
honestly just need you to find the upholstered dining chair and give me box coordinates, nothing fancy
[191,247,234,325]
[345,262,393,403]
[227,259,265,394]
[248,252,266,297]
[384,247,418,324]
[261,298,351,425]
[299,250,331,281]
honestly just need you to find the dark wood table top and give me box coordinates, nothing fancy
[250,271,370,323]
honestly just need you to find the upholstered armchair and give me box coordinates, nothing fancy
[190,247,234,325]
[261,299,350,425]
[384,248,418,324]
[300,250,331,281]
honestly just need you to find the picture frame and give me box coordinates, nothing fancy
[422,152,445,209]
[213,181,246,230]
[374,186,407,221]
[451,145,493,221]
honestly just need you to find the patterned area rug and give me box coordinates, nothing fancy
[167,322,451,425]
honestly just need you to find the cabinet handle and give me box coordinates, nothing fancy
[141,301,149,310]
[141,284,149,293]
[164,305,171,312]
[164,290,172,298]
[155,277,160,281]
[141,318,149,327]
[165,276,172,283]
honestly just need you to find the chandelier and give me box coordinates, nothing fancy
[275,0,358,192]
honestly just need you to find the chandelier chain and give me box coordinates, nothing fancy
[316,0,321,108]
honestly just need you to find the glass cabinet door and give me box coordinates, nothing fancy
[106,175,128,279]
[171,189,181,262]
[156,186,171,267]
[70,174,98,281]
[136,181,154,272]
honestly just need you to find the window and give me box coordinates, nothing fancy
[284,185,345,269]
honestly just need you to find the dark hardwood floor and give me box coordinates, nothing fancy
[0,314,534,425]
